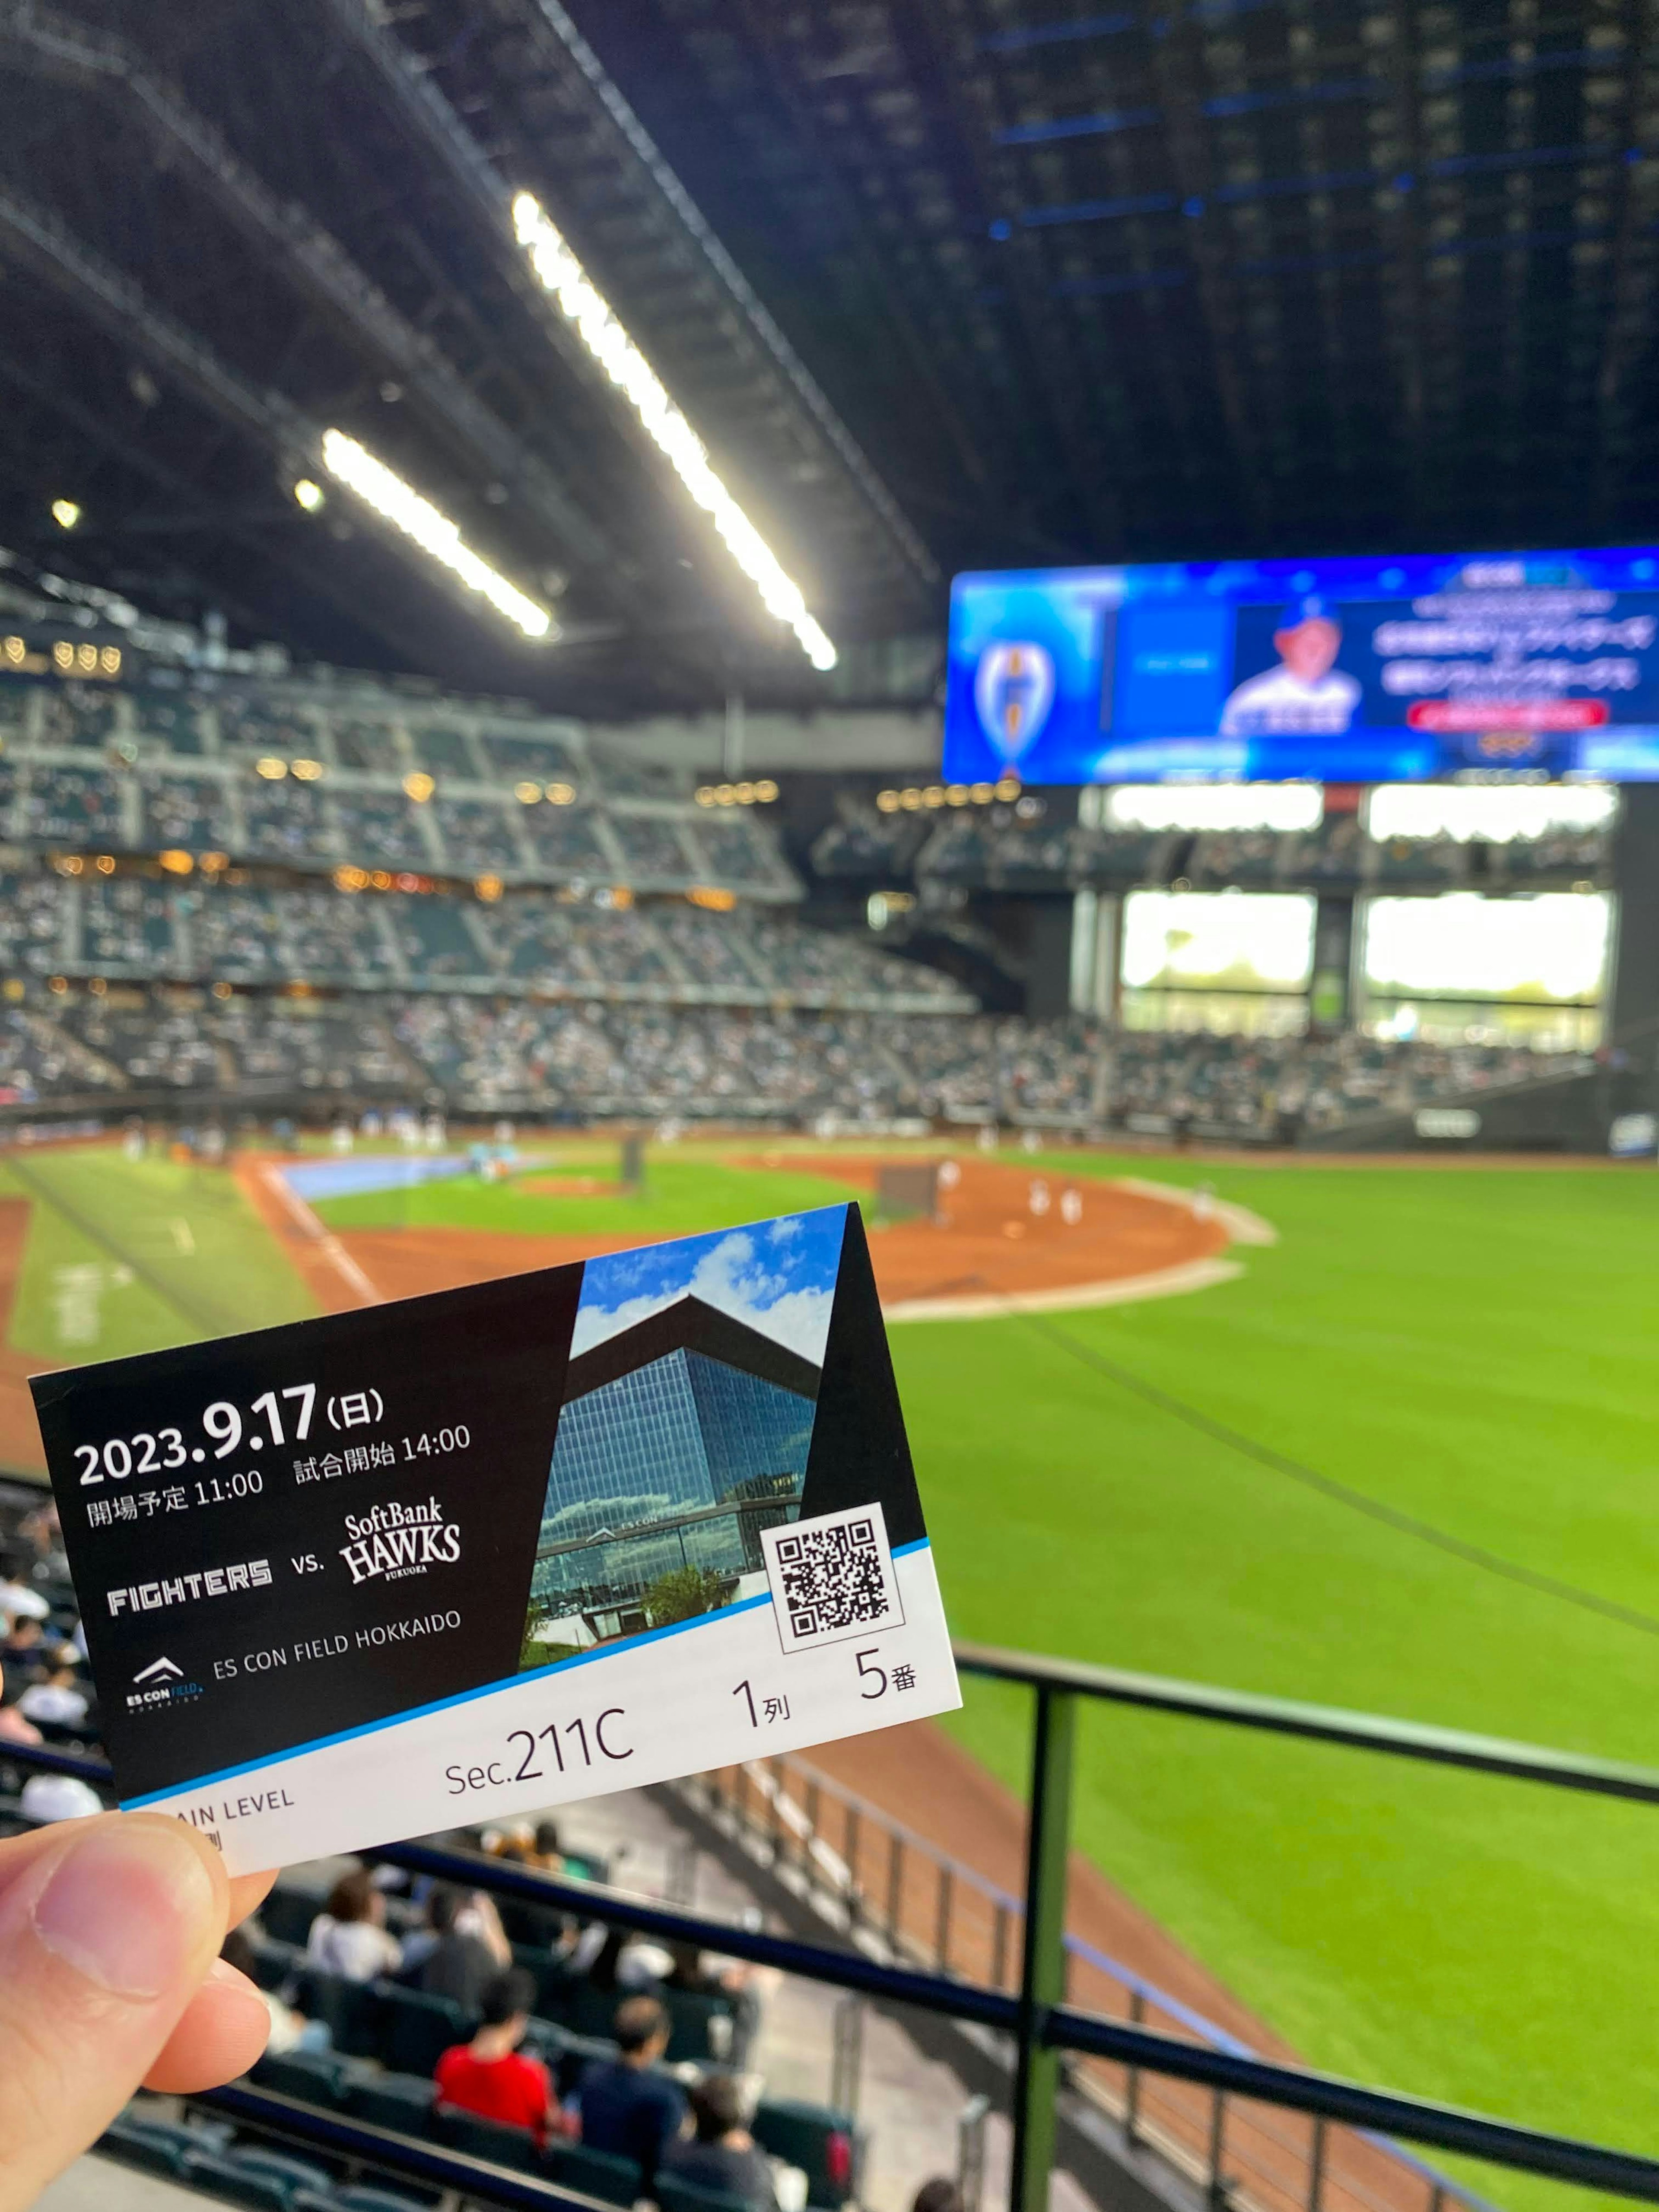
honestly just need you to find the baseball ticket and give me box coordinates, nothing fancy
[30,1202,960,1874]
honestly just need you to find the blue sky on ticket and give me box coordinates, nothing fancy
[570,1205,847,1364]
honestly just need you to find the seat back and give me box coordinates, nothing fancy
[249,2047,350,2107]
[343,2071,437,2136]
[228,2147,336,2199]
[299,1968,385,2060]
[96,2121,185,2182]
[566,1980,628,2041]
[659,1986,734,2064]
[380,1983,473,2077]
[434,2105,544,2172]
[248,1939,305,1993]
[336,2189,441,2212]
[656,2174,760,2212]
[180,2150,292,2211]
[549,2142,643,2207]
[753,2100,858,2208]
[260,1886,325,1949]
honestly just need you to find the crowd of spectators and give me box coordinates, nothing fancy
[0,1493,97,1777]
[0,1008,119,1100]
[0,979,1592,1130]
[236,1853,792,2209]
[0,875,966,1005]
[810,800,928,879]
[0,674,798,907]
[51,997,416,1094]
[367,1001,1583,1131]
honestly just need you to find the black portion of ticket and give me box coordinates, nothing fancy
[32,1269,579,1798]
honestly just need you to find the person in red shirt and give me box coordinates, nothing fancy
[435,1967,569,2146]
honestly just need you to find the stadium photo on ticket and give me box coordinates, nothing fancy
[29,1202,959,1874]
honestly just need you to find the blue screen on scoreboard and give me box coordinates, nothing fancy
[943,547,1659,784]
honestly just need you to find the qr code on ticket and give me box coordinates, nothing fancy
[761,1502,906,1654]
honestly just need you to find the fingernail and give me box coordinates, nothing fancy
[31,1821,216,1999]
[206,1955,273,2011]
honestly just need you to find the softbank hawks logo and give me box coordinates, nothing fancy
[340,1497,461,1586]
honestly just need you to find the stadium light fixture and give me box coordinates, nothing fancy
[320,429,554,641]
[511,192,838,674]
[51,499,80,530]
[292,478,325,513]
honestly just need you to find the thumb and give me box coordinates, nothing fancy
[0,1812,232,2212]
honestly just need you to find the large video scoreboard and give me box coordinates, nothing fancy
[943,547,1659,785]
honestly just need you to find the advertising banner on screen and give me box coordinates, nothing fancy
[944,547,1659,784]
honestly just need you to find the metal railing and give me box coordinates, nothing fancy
[685,1751,1496,2212]
[13,1641,1659,2212]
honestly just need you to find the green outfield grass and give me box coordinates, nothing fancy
[890,1157,1659,2204]
[2,1149,317,1361]
[9,1137,1657,2199]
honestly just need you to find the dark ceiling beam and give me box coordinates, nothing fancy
[0,0,629,601]
[0,346,374,652]
[1377,1,1429,529]
[1592,0,1653,530]
[314,0,677,482]
[504,0,939,589]
[920,0,1129,553]
[1137,24,1269,537]
[318,0,935,640]
[0,184,563,675]
[0,181,315,455]
[715,0,1004,520]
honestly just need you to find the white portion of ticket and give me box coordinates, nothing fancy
[123,1538,957,1875]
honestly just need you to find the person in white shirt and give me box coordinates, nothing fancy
[21,1773,103,1822]
[0,1580,50,1623]
[17,1665,89,1729]
[1220,597,1360,737]
[306,1866,404,1982]
[223,1926,331,2055]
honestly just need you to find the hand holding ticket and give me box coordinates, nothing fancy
[31,1203,960,1874]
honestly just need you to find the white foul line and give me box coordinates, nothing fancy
[260,1164,383,1307]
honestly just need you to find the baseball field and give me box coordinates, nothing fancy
[2,1132,1656,2205]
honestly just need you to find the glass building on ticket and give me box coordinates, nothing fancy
[527,1295,819,1643]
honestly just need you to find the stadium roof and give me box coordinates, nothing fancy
[0,1,1651,714]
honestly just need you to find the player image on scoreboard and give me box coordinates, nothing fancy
[1219,595,1362,738]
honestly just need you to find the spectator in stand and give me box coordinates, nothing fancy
[435,1966,567,2145]
[21,1774,103,1822]
[18,1661,89,1730]
[221,1926,330,2056]
[0,1574,50,1622]
[400,1885,507,2011]
[306,1867,402,1982]
[912,2181,964,2212]
[0,1662,41,1746]
[1,1615,46,1681]
[574,1994,684,2186]
[531,1819,565,1872]
[662,2074,779,2212]
[664,1939,766,2069]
